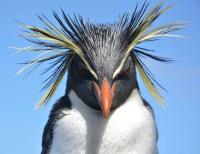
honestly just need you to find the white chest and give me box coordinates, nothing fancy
[49,89,158,154]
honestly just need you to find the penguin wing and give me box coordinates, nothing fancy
[41,96,71,154]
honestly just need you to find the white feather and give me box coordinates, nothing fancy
[49,89,158,154]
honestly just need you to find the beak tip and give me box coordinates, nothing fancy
[102,112,110,118]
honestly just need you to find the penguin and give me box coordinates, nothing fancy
[18,2,183,154]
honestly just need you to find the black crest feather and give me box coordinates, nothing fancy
[17,1,184,107]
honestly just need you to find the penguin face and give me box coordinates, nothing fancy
[18,2,181,109]
[68,56,138,118]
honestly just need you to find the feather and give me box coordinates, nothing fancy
[35,55,74,108]
[17,1,184,107]
[133,55,166,107]
[111,2,184,106]
[18,14,98,107]
[113,2,183,79]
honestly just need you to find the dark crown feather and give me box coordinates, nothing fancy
[17,1,184,108]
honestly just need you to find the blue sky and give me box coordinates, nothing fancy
[0,0,199,154]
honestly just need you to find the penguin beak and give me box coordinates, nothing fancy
[93,78,116,118]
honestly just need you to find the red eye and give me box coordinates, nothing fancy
[78,64,93,80]
[78,65,88,77]
[123,67,130,77]
[115,67,130,80]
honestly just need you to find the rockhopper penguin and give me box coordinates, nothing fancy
[18,1,183,154]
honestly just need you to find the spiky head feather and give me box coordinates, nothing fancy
[17,1,184,108]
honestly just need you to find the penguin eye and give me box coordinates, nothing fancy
[115,66,130,80]
[78,64,93,80]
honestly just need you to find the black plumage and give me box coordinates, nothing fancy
[18,2,183,107]
[17,2,183,154]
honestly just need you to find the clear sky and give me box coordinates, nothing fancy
[0,0,199,154]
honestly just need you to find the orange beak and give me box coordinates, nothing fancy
[93,78,116,118]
